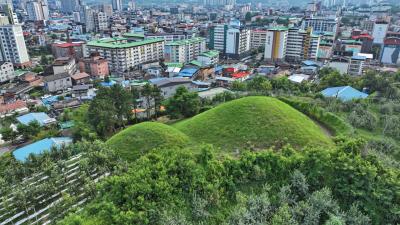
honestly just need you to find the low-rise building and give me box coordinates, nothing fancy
[197,50,219,66]
[150,77,193,98]
[43,73,72,92]
[52,57,77,76]
[0,62,14,83]
[79,53,109,79]
[71,72,90,85]
[52,42,85,59]
[348,55,366,76]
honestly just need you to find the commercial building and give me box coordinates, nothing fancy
[209,24,228,52]
[164,37,206,63]
[286,27,320,62]
[85,37,165,74]
[264,27,288,61]
[0,61,14,82]
[225,27,251,59]
[372,21,389,44]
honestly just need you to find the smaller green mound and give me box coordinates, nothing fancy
[107,122,190,161]
[174,96,333,151]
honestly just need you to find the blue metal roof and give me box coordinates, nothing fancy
[178,68,198,78]
[302,60,321,67]
[321,86,368,101]
[13,137,72,161]
[17,112,52,126]
[100,80,117,87]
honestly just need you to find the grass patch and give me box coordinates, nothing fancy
[106,122,190,162]
[173,96,333,151]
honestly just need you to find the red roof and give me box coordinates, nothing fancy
[384,38,400,45]
[352,34,373,40]
[231,71,250,79]
[53,42,82,48]
[0,100,27,114]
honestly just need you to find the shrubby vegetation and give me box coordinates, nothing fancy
[60,140,399,224]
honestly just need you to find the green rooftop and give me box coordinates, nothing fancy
[267,26,288,31]
[165,62,184,68]
[200,50,219,58]
[87,38,164,49]
[122,33,145,39]
[190,60,202,67]
[166,37,205,46]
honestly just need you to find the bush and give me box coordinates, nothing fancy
[347,106,377,131]
[279,97,353,136]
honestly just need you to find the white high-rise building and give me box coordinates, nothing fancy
[26,0,49,21]
[60,0,80,13]
[209,24,228,52]
[112,0,122,11]
[0,25,30,67]
[225,27,251,59]
[250,29,268,49]
[0,5,30,67]
[372,21,389,44]
[264,27,288,61]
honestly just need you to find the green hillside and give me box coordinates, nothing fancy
[174,96,333,150]
[106,122,190,161]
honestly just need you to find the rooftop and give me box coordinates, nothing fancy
[13,137,72,161]
[200,50,219,58]
[16,112,55,126]
[166,37,205,46]
[87,38,164,49]
[321,86,368,101]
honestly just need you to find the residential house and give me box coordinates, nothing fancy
[52,57,77,76]
[71,72,90,85]
[321,86,368,101]
[150,77,193,98]
[43,73,72,92]
[79,53,109,79]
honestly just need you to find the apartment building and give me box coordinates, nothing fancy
[94,11,108,32]
[0,25,30,67]
[79,53,109,78]
[286,27,320,62]
[250,29,267,49]
[264,27,288,61]
[164,37,206,63]
[85,38,165,74]
[26,0,49,21]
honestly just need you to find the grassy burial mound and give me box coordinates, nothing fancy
[174,96,333,151]
[107,122,190,161]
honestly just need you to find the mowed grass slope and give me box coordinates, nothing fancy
[174,96,333,150]
[106,122,190,161]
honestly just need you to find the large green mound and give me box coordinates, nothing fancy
[174,96,333,150]
[107,122,190,161]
